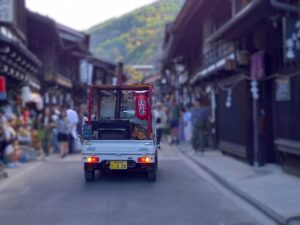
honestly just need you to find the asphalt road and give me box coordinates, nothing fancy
[0,146,271,225]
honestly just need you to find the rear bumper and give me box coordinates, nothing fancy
[82,153,156,163]
[84,161,156,172]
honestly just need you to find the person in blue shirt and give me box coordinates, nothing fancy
[191,99,209,153]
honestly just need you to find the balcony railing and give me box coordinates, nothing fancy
[190,41,237,83]
[202,41,236,68]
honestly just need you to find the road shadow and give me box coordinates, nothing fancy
[83,170,159,186]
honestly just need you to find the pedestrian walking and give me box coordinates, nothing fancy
[183,104,193,142]
[37,107,54,160]
[191,99,209,154]
[66,105,79,154]
[77,104,88,138]
[179,107,186,143]
[56,109,70,158]
[169,97,180,145]
[154,102,167,149]
[51,106,60,154]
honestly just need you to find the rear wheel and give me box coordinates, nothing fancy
[85,170,95,182]
[147,169,157,182]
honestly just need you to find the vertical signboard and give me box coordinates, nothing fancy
[0,0,14,23]
[80,59,88,83]
[276,78,291,102]
[87,63,93,85]
[0,76,7,100]
[251,51,265,80]
[80,59,93,85]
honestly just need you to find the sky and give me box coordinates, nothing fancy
[26,0,157,31]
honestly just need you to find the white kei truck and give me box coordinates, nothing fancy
[81,85,158,182]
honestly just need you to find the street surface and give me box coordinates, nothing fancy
[0,145,274,225]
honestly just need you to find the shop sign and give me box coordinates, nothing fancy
[0,76,7,100]
[251,51,265,80]
[276,78,291,102]
[283,17,300,62]
[0,0,14,23]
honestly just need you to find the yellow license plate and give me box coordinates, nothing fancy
[110,161,128,170]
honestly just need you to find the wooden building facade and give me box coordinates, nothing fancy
[0,0,41,109]
[27,11,116,107]
[162,0,300,173]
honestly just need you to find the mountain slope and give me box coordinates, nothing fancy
[88,0,184,65]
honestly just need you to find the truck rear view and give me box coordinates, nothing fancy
[82,85,157,182]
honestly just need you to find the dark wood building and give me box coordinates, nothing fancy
[0,0,41,109]
[162,0,300,173]
[161,1,204,104]
[57,23,92,106]
[27,11,70,106]
[27,12,116,107]
[89,57,116,85]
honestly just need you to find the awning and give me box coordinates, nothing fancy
[0,34,41,67]
[191,53,236,84]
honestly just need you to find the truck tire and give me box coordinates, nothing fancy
[85,170,95,182]
[147,169,157,182]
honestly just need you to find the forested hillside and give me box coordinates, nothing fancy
[88,0,184,65]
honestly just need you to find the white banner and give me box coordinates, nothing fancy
[80,59,94,85]
[80,59,88,83]
[0,0,14,23]
[87,63,93,85]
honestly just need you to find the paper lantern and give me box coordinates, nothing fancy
[135,94,149,120]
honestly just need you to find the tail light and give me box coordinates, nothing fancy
[86,156,99,163]
[138,156,152,163]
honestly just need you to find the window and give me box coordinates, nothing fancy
[89,88,151,140]
[120,90,135,119]
[98,90,117,120]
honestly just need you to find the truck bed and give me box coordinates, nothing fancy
[82,140,155,158]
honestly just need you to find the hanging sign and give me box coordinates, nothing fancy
[276,78,291,102]
[0,76,7,100]
[79,60,94,84]
[251,51,265,80]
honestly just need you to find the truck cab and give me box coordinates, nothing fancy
[82,85,157,182]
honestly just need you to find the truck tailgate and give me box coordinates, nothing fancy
[82,140,155,155]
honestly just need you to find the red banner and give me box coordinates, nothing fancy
[251,51,265,80]
[0,76,6,93]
